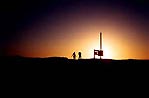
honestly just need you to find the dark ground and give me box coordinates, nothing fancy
[1,56,149,94]
[1,56,148,74]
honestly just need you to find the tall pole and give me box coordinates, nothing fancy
[100,32,102,50]
[100,32,102,59]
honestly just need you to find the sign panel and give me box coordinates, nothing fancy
[98,50,103,56]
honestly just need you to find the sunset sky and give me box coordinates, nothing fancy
[1,0,149,59]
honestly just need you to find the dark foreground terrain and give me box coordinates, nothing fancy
[1,56,149,91]
[1,56,149,74]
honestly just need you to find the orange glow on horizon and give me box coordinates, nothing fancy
[10,30,148,60]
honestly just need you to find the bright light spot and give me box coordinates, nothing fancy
[102,46,113,59]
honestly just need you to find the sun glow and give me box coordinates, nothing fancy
[102,46,113,59]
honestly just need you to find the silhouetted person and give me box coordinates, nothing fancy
[78,52,81,59]
[72,52,76,59]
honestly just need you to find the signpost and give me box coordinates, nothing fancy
[94,32,103,59]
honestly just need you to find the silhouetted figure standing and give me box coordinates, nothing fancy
[72,52,76,59]
[78,52,81,59]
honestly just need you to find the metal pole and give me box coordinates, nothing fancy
[100,32,102,50]
[100,32,102,59]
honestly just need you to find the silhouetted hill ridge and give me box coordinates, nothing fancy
[1,56,148,64]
